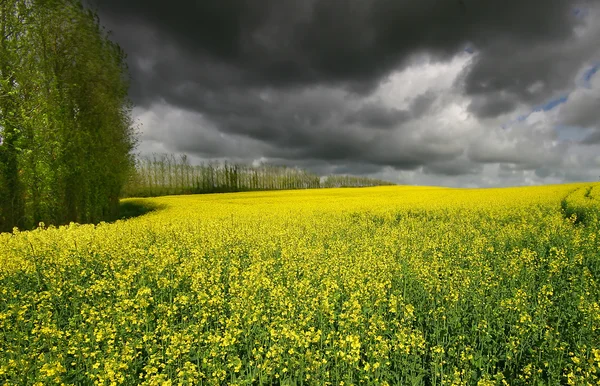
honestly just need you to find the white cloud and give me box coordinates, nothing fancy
[373,53,473,110]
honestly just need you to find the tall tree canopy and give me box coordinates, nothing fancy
[0,0,136,231]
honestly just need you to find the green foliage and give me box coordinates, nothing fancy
[0,0,135,231]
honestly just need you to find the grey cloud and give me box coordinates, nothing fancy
[458,4,600,118]
[582,131,600,144]
[467,122,567,170]
[345,104,411,129]
[329,163,387,176]
[556,68,600,144]
[422,158,483,176]
[467,92,519,118]
[559,77,600,129]
[409,91,437,117]
[88,0,600,186]
[534,167,554,178]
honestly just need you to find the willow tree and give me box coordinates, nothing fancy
[0,0,136,231]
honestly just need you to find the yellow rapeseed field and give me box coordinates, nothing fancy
[1,183,600,385]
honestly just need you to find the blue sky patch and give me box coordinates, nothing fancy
[537,95,568,112]
[503,95,569,129]
[583,64,598,88]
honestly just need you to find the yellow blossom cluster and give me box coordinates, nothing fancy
[1,182,599,385]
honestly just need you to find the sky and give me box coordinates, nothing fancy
[91,0,600,187]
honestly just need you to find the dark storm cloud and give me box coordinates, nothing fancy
[94,0,587,103]
[90,0,599,183]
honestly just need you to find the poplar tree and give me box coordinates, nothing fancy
[0,0,136,231]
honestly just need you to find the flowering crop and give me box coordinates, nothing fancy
[1,183,599,385]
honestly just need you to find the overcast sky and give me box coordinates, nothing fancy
[92,0,600,187]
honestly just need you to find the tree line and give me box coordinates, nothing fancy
[0,0,135,232]
[321,174,396,188]
[123,154,395,197]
